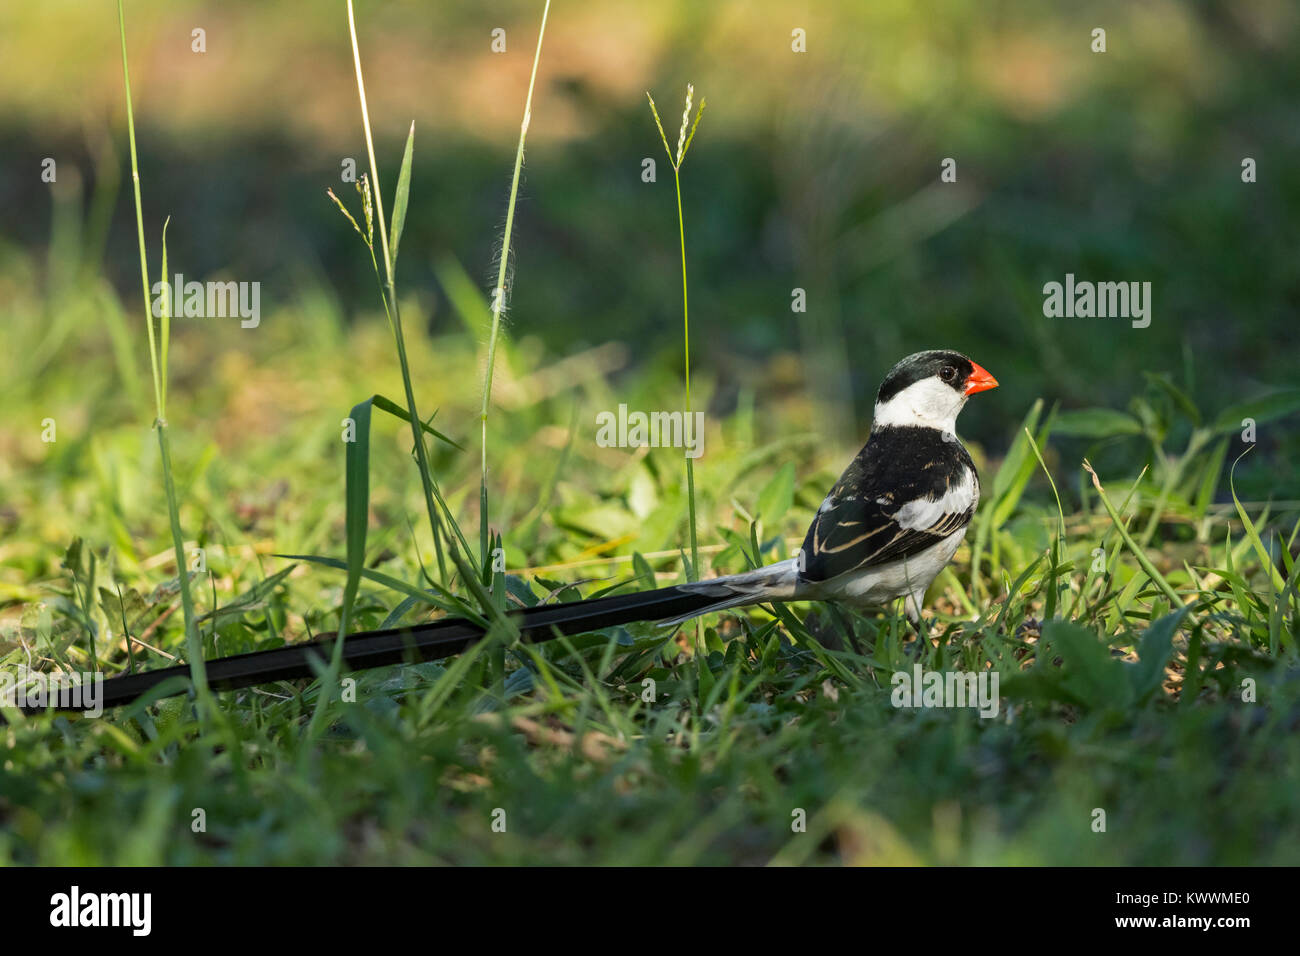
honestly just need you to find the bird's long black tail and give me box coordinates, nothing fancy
[49,584,727,714]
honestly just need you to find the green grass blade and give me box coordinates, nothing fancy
[1130,606,1189,703]
[970,399,1043,599]
[305,396,372,741]
[1227,449,1286,594]
[1210,389,1300,434]
[389,121,414,272]
[339,397,372,639]
[274,554,483,624]
[1083,460,1182,606]
[1052,408,1143,438]
[118,0,213,721]
[158,216,170,419]
[371,393,463,450]
[116,0,161,419]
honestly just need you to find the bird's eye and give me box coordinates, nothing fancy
[940,366,956,382]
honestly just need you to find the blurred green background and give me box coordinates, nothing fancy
[2,0,1298,590]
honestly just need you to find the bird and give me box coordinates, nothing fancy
[65,349,998,713]
[668,348,998,625]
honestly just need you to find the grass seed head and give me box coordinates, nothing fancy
[357,173,375,245]
[326,187,366,246]
[648,84,706,170]
[676,84,694,165]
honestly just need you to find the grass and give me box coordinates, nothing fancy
[476,0,552,686]
[647,83,707,694]
[0,1,1298,866]
[2,307,1298,863]
[115,0,212,725]
[646,84,706,585]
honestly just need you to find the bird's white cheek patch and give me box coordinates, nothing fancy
[894,469,977,530]
[872,378,966,433]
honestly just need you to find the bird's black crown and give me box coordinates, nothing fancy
[875,349,976,404]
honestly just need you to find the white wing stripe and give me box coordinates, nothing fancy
[893,468,977,531]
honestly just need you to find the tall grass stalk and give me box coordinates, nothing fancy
[648,85,706,583]
[345,0,452,584]
[334,2,518,703]
[116,0,212,717]
[477,0,551,683]
[480,0,551,560]
[649,86,707,696]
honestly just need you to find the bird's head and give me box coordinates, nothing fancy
[872,349,998,434]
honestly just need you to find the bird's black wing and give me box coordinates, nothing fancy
[799,427,977,583]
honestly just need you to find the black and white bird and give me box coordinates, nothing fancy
[667,348,998,624]
[79,350,998,712]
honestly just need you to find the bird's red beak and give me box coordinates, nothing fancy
[964,361,999,396]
